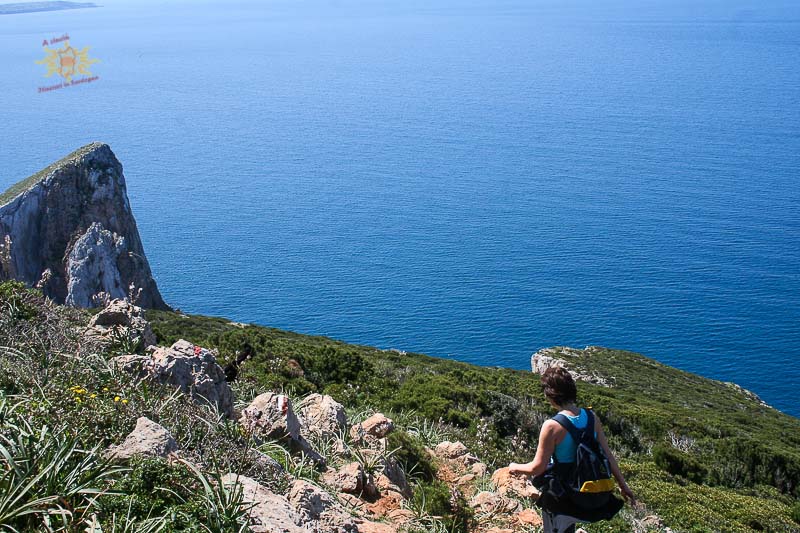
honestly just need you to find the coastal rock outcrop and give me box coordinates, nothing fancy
[531,346,610,386]
[0,142,167,309]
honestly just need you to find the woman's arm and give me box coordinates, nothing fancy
[594,415,636,503]
[508,420,559,477]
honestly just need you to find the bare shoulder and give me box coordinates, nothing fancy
[542,419,559,431]
[541,418,566,436]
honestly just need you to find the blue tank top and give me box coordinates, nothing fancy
[553,408,594,463]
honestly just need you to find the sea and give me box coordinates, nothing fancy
[1,0,798,417]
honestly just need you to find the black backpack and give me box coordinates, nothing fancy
[533,409,623,522]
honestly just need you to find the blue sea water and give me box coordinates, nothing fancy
[1,0,799,417]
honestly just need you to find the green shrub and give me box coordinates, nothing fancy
[0,280,40,321]
[653,444,707,484]
[791,501,800,524]
[387,430,436,483]
[411,480,474,533]
[387,374,476,427]
[299,345,373,389]
[480,390,521,438]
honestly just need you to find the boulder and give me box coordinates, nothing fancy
[133,340,234,418]
[240,392,324,465]
[350,413,394,442]
[240,392,301,440]
[469,491,500,512]
[323,462,367,495]
[288,480,358,532]
[491,467,541,499]
[457,473,475,485]
[376,457,411,497]
[85,298,157,349]
[468,491,520,514]
[298,393,348,438]
[106,417,177,460]
[471,462,488,477]
[222,474,308,533]
[434,441,468,460]
[515,508,543,526]
[434,441,480,467]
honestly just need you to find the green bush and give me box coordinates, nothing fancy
[791,501,800,524]
[387,430,436,483]
[653,444,707,484]
[411,480,474,533]
[298,345,373,389]
[387,373,476,427]
[480,390,521,438]
[0,280,40,321]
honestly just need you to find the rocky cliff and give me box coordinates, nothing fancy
[0,142,168,309]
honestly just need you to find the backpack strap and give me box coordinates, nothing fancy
[552,409,595,444]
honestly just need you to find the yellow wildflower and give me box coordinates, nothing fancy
[122,399,129,405]
[114,396,121,402]
[89,393,97,399]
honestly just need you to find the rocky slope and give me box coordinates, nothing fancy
[2,287,798,532]
[0,143,167,309]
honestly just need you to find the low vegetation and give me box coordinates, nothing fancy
[1,281,799,532]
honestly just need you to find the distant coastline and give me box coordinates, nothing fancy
[0,1,97,15]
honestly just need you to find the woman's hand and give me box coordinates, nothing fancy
[619,482,636,504]
[508,462,536,475]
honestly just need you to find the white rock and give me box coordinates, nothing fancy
[134,340,234,417]
[322,462,366,494]
[288,480,358,532]
[240,392,324,465]
[222,474,308,533]
[106,417,177,460]
[85,298,156,348]
[297,393,348,438]
[350,413,394,442]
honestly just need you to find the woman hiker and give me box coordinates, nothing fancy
[507,366,637,533]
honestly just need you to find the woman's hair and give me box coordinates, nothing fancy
[541,366,577,406]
